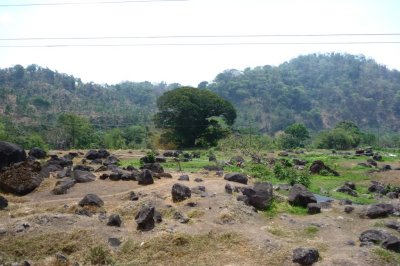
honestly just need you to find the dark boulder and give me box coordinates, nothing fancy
[203,165,223,171]
[155,157,167,163]
[0,195,8,210]
[135,205,155,231]
[344,206,355,213]
[85,149,110,160]
[367,159,378,167]
[336,185,358,197]
[163,150,180,157]
[307,203,321,215]
[278,151,289,157]
[359,229,391,244]
[28,147,46,159]
[137,169,154,185]
[107,214,122,227]
[293,158,307,166]
[292,247,319,265]
[242,182,273,211]
[194,177,203,182]
[0,141,26,170]
[171,183,191,202]
[381,165,392,171]
[339,199,353,205]
[73,170,96,183]
[368,181,386,194]
[154,210,163,223]
[225,183,233,194]
[288,184,317,208]
[103,156,120,166]
[56,167,71,179]
[129,191,139,201]
[224,173,248,184]
[39,164,63,178]
[52,178,76,195]
[45,156,73,168]
[373,153,383,161]
[387,192,398,199]
[178,175,190,181]
[140,163,164,174]
[309,160,339,176]
[344,182,356,190]
[73,165,94,172]
[79,194,104,207]
[382,236,400,253]
[385,221,400,231]
[0,161,42,196]
[364,203,394,219]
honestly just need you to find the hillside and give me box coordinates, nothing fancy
[1,53,400,148]
[207,53,400,133]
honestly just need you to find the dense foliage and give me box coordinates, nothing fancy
[1,53,400,149]
[154,87,236,147]
[206,53,400,134]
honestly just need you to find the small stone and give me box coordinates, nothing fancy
[107,214,122,227]
[344,206,355,213]
[108,237,121,247]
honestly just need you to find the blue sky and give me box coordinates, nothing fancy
[0,0,399,86]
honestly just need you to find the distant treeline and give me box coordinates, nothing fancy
[0,53,400,149]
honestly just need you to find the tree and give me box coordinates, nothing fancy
[57,113,95,149]
[314,121,363,150]
[154,87,236,147]
[279,123,310,149]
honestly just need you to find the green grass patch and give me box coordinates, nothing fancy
[372,247,400,265]
[265,200,308,217]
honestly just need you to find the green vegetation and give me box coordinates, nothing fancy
[1,53,400,150]
[372,247,400,265]
[154,87,236,147]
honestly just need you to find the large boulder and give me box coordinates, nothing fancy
[79,194,104,207]
[39,164,63,178]
[135,205,155,231]
[103,156,120,166]
[241,182,273,210]
[140,163,164,174]
[0,141,26,170]
[382,236,400,253]
[364,203,394,219]
[292,247,319,265]
[28,147,47,159]
[288,184,317,208]
[309,160,339,176]
[171,183,191,202]
[336,185,358,197]
[0,161,42,196]
[52,178,76,195]
[85,149,110,160]
[72,170,96,183]
[224,173,248,184]
[137,170,154,185]
[359,229,391,244]
[45,156,73,168]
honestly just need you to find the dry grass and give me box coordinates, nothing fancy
[0,229,100,264]
[117,231,289,265]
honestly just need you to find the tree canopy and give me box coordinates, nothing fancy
[154,87,236,147]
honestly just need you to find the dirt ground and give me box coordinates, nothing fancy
[0,151,399,265]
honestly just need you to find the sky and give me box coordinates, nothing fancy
[0,0,399,86]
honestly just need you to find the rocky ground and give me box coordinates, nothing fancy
[0,146,400,265]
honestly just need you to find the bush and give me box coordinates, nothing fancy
[86,246,114,265]
[273,163,310,187]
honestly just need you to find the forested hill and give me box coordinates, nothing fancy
[207,53,400,133]
[0,64,180,127]
[1,53,400,138]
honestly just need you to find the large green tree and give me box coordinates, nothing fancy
[154,87,236,147]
